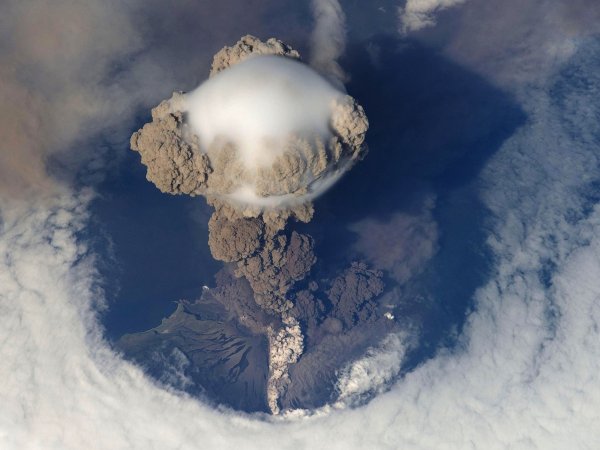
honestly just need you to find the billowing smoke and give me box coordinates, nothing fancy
[130,35,368,413]
[131,37,367,214]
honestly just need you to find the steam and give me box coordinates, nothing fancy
[335,333,408,407]
[130,35,368,413]
[309,0,348,83]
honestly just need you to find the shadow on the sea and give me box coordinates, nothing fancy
[90,136,221,341]
[304,34,526,367]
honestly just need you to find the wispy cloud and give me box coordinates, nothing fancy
[310,0,348,83]
[398,0,466,34]
[441,0,600,87]
[349,194,439,285]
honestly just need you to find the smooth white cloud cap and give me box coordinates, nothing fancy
[185,55,344,168]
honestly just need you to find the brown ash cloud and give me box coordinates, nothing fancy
[128,35,384,413]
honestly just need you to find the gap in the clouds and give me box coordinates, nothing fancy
[88,132,221,341]
[84,32,526,412]
[308,34,526,374]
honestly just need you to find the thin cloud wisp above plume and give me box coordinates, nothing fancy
[309,0,348,83]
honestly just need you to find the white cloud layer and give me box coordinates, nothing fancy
[2,1,600,449]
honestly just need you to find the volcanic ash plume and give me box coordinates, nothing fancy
[130,35,368,412]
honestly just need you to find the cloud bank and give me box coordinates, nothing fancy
[441,0,600,87]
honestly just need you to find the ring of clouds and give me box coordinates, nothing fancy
[1,0,600,449]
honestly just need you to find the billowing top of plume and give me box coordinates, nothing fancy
[130,35,368,218]
[210,35,300,74]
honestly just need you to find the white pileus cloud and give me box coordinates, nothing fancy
[186,56,343,169]
[184,55,356,207]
